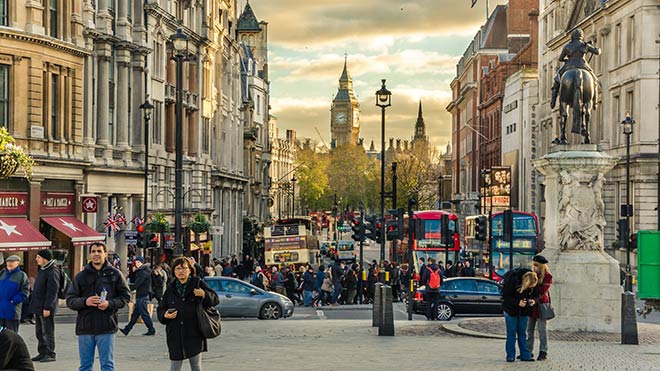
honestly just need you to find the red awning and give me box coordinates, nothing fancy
[42,216,105,246]
[0,217,52,251]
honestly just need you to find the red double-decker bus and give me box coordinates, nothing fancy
[397,210,461,276]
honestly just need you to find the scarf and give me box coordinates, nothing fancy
[41,260,56,270]
[175,277,191,298]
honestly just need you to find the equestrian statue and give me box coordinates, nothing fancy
[550,28,600,144]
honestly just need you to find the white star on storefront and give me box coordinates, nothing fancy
[85,199,96,210]
[60,218,82,232]
[0,220,23,237]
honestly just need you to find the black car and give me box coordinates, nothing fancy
[412,277,502,320]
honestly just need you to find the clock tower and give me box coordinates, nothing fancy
[330,57,360,147]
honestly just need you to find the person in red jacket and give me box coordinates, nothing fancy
[527,255,553,361]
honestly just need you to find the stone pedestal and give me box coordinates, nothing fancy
[533,145,622,332]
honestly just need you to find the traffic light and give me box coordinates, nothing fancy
[351,217,365,242]
[147,233,158,248]
[503,209,513,243]
[396,208,405,240]
[375,220,383,244]
[365,215,378,241]
[385,220,398,241]
[136,224,145,249]
[441,214,453,246]
[475,216,488,241]
[617,219,629,248]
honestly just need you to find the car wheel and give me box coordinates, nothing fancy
[437,303,454,321]
[260,302,282,320]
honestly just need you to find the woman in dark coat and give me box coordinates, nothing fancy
[157,257,219,371]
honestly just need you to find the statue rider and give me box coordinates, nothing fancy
[550,28,601,109]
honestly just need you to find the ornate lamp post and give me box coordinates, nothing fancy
[139,99,154,251]
[375,79,391,262]
[171,28,189,255]
[621,113,634,292]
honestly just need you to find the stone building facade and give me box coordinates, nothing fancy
[536,0,659,252]
[0,0,94,276]
[269,118,297,220]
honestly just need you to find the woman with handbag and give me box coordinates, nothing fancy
[157,257,219,371]
[527,255,553,361]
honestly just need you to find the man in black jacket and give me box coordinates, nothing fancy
[29,249,60,363]
[0,325,34,371]
[120,256,154,336]
[66,242,130,371]
[330,261,345,306]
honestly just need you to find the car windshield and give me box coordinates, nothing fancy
[442,279,477,291]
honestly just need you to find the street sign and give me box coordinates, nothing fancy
[125,231,137,244]
[81,196,98,213]
[211,225,224,236]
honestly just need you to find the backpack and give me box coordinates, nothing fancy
[501,268,531,296]
[427,268,441,290]
[58,268,72,299]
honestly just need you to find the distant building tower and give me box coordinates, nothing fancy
[330,56,360,147]
[412,100,429,152]
[238,1,269,80]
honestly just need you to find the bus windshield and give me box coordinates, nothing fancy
[416,219,457,247]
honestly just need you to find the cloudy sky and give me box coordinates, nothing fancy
[242,0,508,152]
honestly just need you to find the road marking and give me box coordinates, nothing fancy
[316,309,326,320]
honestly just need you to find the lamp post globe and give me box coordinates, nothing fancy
[171,28,189,57]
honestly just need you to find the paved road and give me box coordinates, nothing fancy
[19,316,660,370]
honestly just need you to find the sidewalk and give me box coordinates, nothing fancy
[17,318,660,370]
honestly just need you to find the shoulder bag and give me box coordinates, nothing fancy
[538,292,555,320]
[196,281,222,338]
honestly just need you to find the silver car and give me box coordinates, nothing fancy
[204,277,294,320]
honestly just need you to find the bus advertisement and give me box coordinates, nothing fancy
[264,218,320,270]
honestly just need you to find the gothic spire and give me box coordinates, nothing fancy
[414,100,426,141]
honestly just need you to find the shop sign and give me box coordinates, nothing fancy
[81,196,98,213]
[0,192,28,215]
[40,193,75,214]
[125,231,138,244]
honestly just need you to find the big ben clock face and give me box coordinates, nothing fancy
[335,112,347,124]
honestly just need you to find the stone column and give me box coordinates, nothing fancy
[116,0,131,40]
[116,195,129,277]
[131,53,146,150]
[532,144,621,332]
[115,49,130,152]
[96,49,111,146]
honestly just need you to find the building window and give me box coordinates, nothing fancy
[625,90,634,118]
[615,23,622,66]
[627,16,635,61]
[0,0,8,26]
[256,95,260,114]
[127,0,132,20]
[50,74,58,139]
[153,42,163,77]
[153,100,162,144]
[0,65,8,128]
[202,117,210,154]
[48,0,58,37]
[613,95,620,144]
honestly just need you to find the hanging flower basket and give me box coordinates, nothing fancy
[0,127,34,180]
[146,212,170,234]
[187,213,210,234]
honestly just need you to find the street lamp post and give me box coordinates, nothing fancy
[621,114,635,291]
[171,28,189,256]
[620,113,638,345]
[438,174,444,209]
[291,175,297,218]
[139,98,154,253]
[376,79,391,263]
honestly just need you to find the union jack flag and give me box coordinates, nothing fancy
[131,216,144,226]
[104,215,120,232]
[113,212,127,226]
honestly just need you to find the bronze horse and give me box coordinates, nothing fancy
[557,69,596,145]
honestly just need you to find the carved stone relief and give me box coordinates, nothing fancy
[558,171,606,250]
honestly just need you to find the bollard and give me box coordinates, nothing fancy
[379,284,395,336]
[372,283,383,327]
[621,291,639,344]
